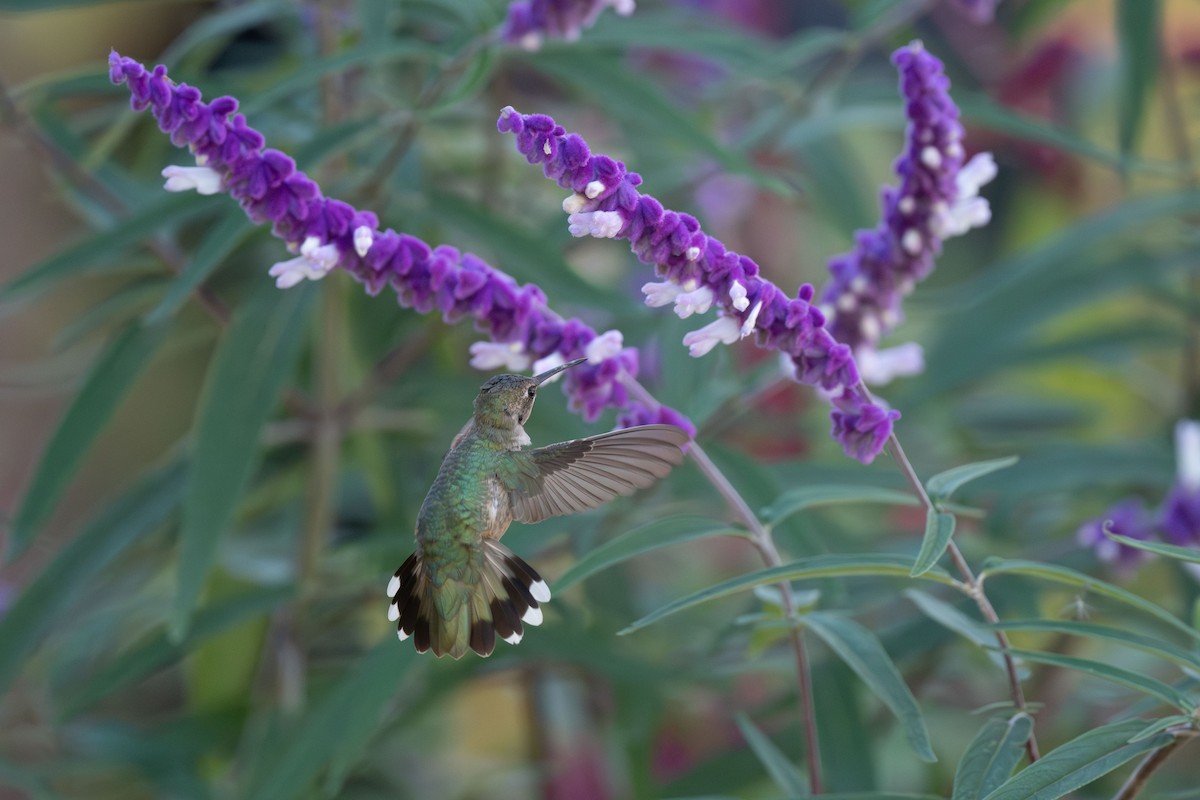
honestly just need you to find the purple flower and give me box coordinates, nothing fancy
[820,42,995,376]
[1161,420,1200,548]
[108,51,690,432]
[500,0,635,51]
[497,108,901,463]
[1076,498,1154,572]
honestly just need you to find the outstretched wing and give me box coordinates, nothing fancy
[503,424,689,524]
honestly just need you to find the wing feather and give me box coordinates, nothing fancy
[507,424,689,524]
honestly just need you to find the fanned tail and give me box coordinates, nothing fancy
[386,541,551,659]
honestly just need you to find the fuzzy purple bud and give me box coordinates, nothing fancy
[500,0,636,51]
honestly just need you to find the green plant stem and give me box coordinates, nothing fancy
[1113,734,1187,800]
[624,378,823,794]
[880,418,1041,763]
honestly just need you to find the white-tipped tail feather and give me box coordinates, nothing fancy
[387,540,551,658]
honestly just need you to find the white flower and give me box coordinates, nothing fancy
[161,164,222,195]
[353,225,374,257]
[740,300,763,337]
[682,315,740,357]
[469,341,531,372]
[642,281,681,307]
[932,152,997,239]
[920,146,942,170]
[612,0,635,14]
[585,329,623,363]
[584,180,606,199]
[532,352,566,382]
[1176,419,1200,492]
[562,193,588,214]
[728,280,749,311]
[567,210,623,238]
[686,245,702,262]
[901,228,923,256]
[267,236,340,289]
[674,284,714,318]
[854,342,925,386]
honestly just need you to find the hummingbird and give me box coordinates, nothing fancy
[387,356,689,659]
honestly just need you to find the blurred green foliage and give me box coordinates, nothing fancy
[2,0,1200,798]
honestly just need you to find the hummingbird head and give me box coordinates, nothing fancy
[473,357,587,430]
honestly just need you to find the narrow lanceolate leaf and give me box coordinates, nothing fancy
[734,714,808,797]
[0,193,210,300]
[7,320,168,558]
[952,714,1034,800]
[1105,533,1200,564]
[911,510,956,577]
[245,641,412,800]
[59,586,291,719]
[925,457,1019,502]
[556,517,742,591]
[761,484,916,526]
[1116,0,1161,163]
[981,719,1174,800]
[0,461,186,696]
[994,620,1200,674]
[1127,715,1193,743]
[903,589,1011,673]
[619,555,956,634]
[804,612,936,763]
[144,208,251,324]
[980,559,1200,644]
[171,282,315,639]
[999,649,1196,712]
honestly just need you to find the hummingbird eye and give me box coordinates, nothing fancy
[526,386,536,398]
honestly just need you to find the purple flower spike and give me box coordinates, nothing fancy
[108,51,691,435]
[820,42,995,385]
[1076,498,1155,573]
[497,104,899,463]
[500,0,636,51]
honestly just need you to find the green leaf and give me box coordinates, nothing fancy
[761,484,917,526]
[556,517,743,592]
[1,193,211,301]
[0,460,187,696]
[903,590,994,649]
[910,510,956,577]
[981,719,1174,800]
[998,649,1195,712]
[144,208,251,324]
[7,319,168,557]
[1105,533,1200,564]
[733,714,808,797]
[980,559,1200,644]
[244,641,414,800]
[994,619,1200,674]
[804,612,936,763]
[58,586,291,719]
[171,282,315,638]
[952,714,1035,800]
[956,93,1173,176]
[925,457,1020,501]
[619,555,956,635]
[1126,715,1192,743]
[1116,0,1161,162]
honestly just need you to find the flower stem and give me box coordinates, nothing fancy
[624,378,823,793]
[881,421,1041,762]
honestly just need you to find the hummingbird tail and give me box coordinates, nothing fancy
[387,541,551,659]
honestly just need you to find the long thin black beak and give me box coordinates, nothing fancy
[534,356,588,384]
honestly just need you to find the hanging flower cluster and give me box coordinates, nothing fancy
[1077,420,1200,575]
[108,51,691,434]
[500,0,635,51]
[819,41,995,384]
